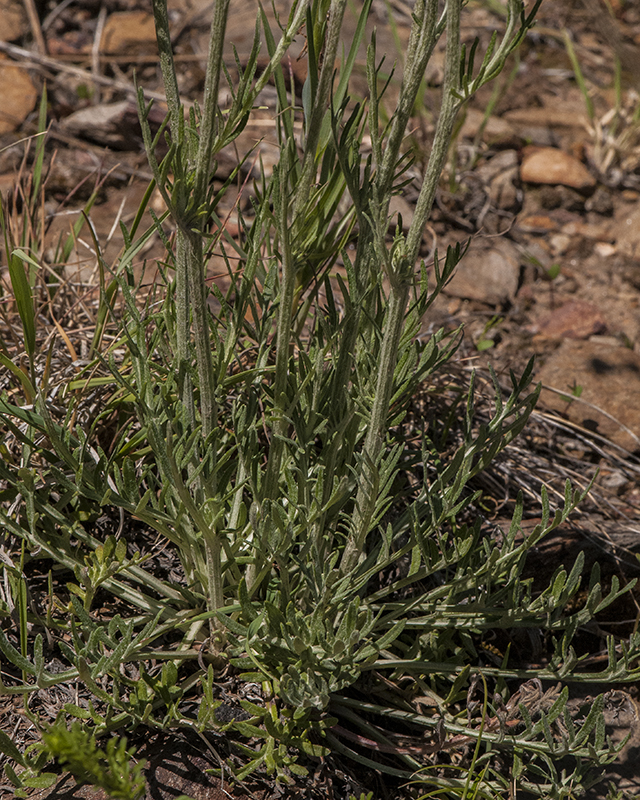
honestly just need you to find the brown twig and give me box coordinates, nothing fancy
[0,40,191,107]
[91,5,108,105]
[22,0,47,55]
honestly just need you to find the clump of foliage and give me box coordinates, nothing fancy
[42,723,146,800]
[1,0,639,797]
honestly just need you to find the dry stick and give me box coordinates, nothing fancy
[170,1,216,46]
[91,5,108,105]
[0,40,190,107]
[542,383,640,449]
[40,52,223,64]
[22,0,47,55]
[41,0,75,32]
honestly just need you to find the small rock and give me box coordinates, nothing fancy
[60,101,132,148]
[0,171,17,197]
[59,100,167,149]
[46,148,109,199]
[475,150,519,183]
[460,108,520,146]
[538,185,563,210]
[537,340,640,452]
[548,233,572,256]
[599,469,629,492]
[518,215,560,233]
[249,139,280,179]
[0,0,28,42]
[47,29,92,56]
[0,56,38,134]
[607,202,640,260]
[388,194,414,232]
[585,186,615,215]
[521,147,596,190]
[0,138,21,172]
[532,300,607,340]
[504,107,588,130]
[560,219,612,241]
[522,240,553,272]
[100,11,157,55]
[443,238,520,305]
[594,241,616,258]
[489,169,520,211]
[538,184,585,212]
[476,151,520,211]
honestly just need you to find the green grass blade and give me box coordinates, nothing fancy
[7,252,36,361]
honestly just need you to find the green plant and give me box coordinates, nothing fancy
[524,252,561,308]
[475,314,504,351]
[559,381,584,406]
[605,782,640,800]
[2,0,639,796]
[67,534,149,613]
[42,723,146,800]
[564,27,640,184]
[0,729,56,798]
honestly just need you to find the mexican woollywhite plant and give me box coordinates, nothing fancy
[2,0,637,794]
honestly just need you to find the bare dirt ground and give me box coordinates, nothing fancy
[2,0,640,797]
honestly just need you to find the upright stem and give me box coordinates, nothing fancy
[175,230,196,430]
[187,0,233,445]
[339,272,410,574]
[204,529,224,651]
[194,0,231,202]
[183,227,216,443]
[151,0,182,128]
[249,160,295,593]
[153,0,195,427]
[292,0,349,219]
[152,0,222,642]
[406,0,462,264]
[375,0,438,198]
[241,1,312,120]
[312,234,373,559]
[261,0,355,504]
[262,160,295,503]
[340,0,463,576]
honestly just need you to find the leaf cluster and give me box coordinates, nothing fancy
[0,1,635,797]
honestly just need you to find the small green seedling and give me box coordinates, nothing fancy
[560,381,584,406]
[476,315,504,351]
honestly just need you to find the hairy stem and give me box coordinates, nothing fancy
[406,0,462,263]
[340,0,463,575]
[194,0,231,202]
[292,0,349,219]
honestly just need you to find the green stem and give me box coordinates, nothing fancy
[340,0,463,576]
[262,163,295,504]
[292,0,349,219]
[375,0,438,197]
[194,0,231,202]
[246,1,312,117]
[151,0,182,130]
[406,0,462,263]
[174,228,196,429]
[185,227,216,443]
[152,0,221,638]
[249,160,295,592]
[204,530,225,649]
[339,279,409,574]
